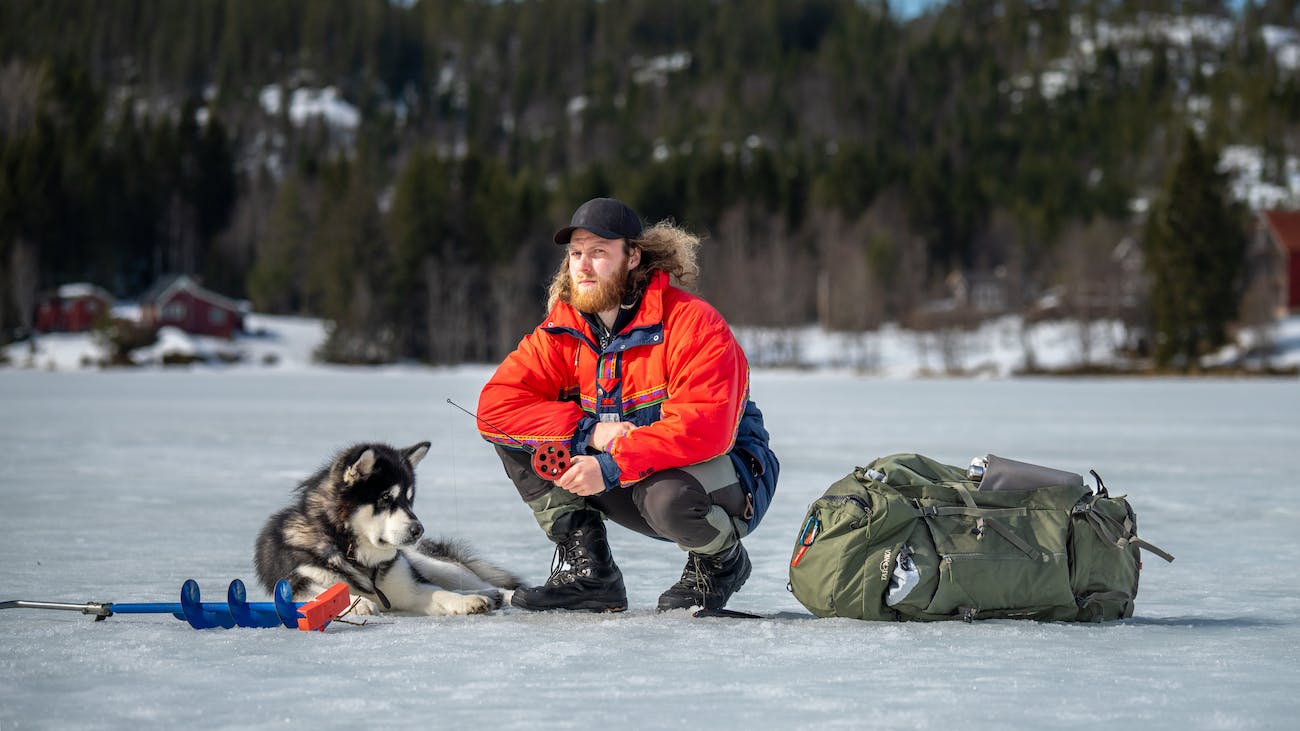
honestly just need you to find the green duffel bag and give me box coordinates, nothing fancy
[787,453,1173,622]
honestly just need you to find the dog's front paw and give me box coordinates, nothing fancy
[348,595,383,616]
[471,587,509,609]
[442,593,491,616]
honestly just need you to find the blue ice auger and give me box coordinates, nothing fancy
[1,579,352,631]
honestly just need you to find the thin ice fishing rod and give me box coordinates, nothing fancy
[445,398,571,479]
[445,398,530,451]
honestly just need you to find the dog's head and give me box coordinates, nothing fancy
[330,441,431,551]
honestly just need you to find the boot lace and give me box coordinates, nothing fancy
[544,529,591,586]
[674,554,716,601]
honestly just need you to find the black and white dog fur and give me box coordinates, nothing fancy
[255,441,521,616]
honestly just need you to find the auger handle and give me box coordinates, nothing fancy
[0,599,114,617]
[295,583,352,631]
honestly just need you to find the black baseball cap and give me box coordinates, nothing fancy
[553,197,643,244]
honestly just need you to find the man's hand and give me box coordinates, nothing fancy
[591,420,636,452]
[554,455,608,496]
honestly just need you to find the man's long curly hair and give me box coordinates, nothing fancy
[547,221,701,310]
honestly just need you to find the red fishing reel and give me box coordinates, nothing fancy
[531,442,572,480]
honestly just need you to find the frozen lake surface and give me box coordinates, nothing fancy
[2,369,1298,729]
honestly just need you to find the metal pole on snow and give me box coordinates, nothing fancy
[1,578,352,631]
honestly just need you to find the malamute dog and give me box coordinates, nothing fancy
[255,441,521,616]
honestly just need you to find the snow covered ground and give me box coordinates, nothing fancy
[2,343,1299,728]
[7,311,1300,377]
[1,313,330,373]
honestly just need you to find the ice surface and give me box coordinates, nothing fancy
[2,365,1298,729]
[4,313,1300,728]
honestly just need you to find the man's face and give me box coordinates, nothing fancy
[567,229,640,314]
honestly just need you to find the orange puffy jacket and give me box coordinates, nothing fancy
[477,270,777,527]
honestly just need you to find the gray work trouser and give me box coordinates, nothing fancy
[495,445,749,556]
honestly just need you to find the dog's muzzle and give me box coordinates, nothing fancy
[404,521,424,544]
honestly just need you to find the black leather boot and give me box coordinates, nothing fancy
[657,541,752,611]
[511,510,627,612]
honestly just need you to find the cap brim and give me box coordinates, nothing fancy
[553,225,626,244]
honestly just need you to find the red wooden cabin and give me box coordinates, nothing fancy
[35,283,115,332]
[139,275,246,338]
[1260,210,1300,312]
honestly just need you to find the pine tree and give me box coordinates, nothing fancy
[248,175,311,314]
[1143,129,1249,370]
[309,161,395,364]
[387,147,452,360]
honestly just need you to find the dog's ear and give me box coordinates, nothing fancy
[344,448,377,485]
[404,441,432,470]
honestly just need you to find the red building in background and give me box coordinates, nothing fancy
[139,274,246,338]
[35,283,115,332]
[1260,210,1300,312]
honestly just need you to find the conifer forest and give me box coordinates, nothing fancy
[2,0,1297,367]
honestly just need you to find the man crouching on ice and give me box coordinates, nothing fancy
[476,197,779,613]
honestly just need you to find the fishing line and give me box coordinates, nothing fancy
[445,394,465,591]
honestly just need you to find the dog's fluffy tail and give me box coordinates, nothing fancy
[416,538,524,590]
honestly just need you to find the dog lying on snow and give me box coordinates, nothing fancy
[255,441,521,616]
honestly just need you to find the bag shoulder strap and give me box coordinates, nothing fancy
[1132,537,1176,563]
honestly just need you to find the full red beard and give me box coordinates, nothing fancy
[569,260,629,314]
